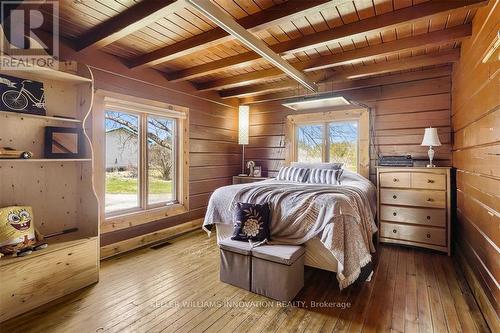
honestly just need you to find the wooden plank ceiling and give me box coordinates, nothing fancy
[44,0,487,102]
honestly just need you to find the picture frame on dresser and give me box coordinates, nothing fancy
[376,166,452,255]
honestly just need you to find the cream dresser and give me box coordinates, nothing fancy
[377,167,451,255]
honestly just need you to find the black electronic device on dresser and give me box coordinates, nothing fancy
[378,155,414,167]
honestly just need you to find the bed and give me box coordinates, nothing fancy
[203,169,378,289]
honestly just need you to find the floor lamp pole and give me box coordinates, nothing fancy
[240,145,246,176]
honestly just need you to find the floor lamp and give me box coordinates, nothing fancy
[238,105,249,176]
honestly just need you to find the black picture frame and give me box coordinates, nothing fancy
[44,127,85,159]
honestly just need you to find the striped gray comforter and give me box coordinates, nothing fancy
[203,170,378,289]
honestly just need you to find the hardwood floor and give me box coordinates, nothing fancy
[1,230,490,333]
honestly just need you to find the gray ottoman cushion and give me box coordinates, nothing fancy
[251,244,305,265]
[251,244,305,302]
[219,238,252,290]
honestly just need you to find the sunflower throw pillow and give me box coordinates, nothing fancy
[231,202,270,243]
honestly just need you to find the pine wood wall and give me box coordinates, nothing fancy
[451,0,499,327]
[246,66,453,183]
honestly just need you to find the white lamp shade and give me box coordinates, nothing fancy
[421,127,441,146]
[238,105,249,145]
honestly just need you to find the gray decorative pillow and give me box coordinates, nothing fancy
[307,168,343,185]
[276,166,309,182]
[291,162,343,170]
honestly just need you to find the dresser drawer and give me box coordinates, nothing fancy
[411,172,446,190]
[380,222,446,246]
[380,205,446,227]
[379,172,410,188]
[380,189,446,208]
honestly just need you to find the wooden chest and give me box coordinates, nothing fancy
[377,167,451,255]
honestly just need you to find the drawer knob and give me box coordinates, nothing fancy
[427,216,431,220]
[427,198,433,202]
[393,195,397,199]
[426,233,431,238]
[393,178,399,182]
[393,212,397,216]
[393,229,397,234]
[427,179,435,183]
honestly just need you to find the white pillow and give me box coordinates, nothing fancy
[276,166,309,182]
[307,168,343,185]
[291,162,343,170]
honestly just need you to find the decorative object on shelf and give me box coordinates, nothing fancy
[44,126,84,159]
[247,160,255,176]
[0,147,32,159]
[421,127,441,167]
[0,206,47,258]
[378,155,413,167]
[238,105,249,176]
[0,74,46,115]
[253,166,262,177]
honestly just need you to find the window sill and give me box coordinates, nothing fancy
[102,203,188,234]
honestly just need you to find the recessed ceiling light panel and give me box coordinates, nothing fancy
[282,96,351,111]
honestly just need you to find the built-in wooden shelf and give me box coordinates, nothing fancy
[0,61,99,323]
[0,158,92,162]
[0,234,97,268]
[0,57,92,84]
[0,110,82,123]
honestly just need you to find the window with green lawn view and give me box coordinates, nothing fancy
[105,110,177,215]
[296,121,358,171]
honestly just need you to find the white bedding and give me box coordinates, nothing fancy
[203,170,378,288]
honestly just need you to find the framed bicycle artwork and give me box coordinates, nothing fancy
[0,74,46,116]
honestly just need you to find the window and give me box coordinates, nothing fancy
[105,111,140,213]
[328,121,358,171]
[147,115,176,205]
[286,109,369,177]
[102,94,187,217]
[295,121,358,172]
[297,124,323,163]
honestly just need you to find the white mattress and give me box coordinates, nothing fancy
[215,224,338,272]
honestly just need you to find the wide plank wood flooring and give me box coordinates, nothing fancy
[1,230,490,333]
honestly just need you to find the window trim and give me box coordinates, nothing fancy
[285,108,370,178]
[94,90,189,231]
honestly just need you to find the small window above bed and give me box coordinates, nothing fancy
[286,109,370,178]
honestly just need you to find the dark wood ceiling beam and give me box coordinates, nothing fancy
[186,0,317,92]
[196,24,472,91]
[238,65,453,105]
[76,0,184,51]
[167,0,486,82]
[219,49,460,98]
[128,0,338,68]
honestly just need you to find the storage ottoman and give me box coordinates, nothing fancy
[251,244,305,301]
[218,238,252,290]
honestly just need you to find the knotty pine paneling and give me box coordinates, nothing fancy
[247,69,453,183]
[451,0,500,326]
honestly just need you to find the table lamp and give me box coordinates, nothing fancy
[421,127,441,167]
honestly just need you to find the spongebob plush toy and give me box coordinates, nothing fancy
[0,206,47,257]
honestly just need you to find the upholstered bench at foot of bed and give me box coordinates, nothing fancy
[251,244,305,302]
[219,238,252,290]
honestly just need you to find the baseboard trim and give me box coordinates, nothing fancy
[454,246,499,331]
[100,218,204,259]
